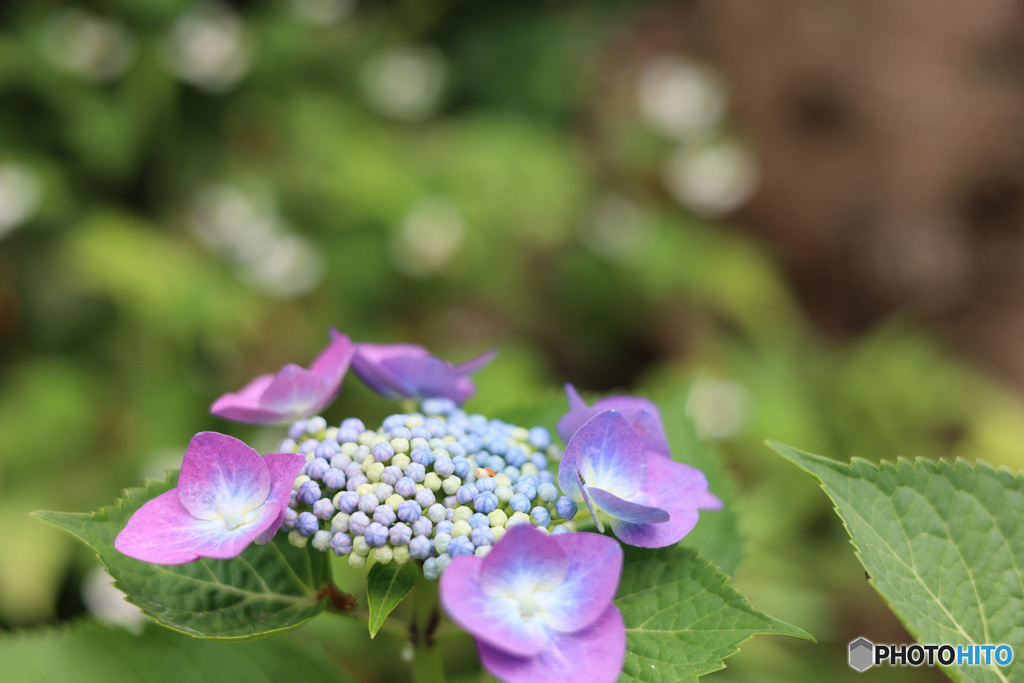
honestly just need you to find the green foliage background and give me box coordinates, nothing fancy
[3,1,1024,681]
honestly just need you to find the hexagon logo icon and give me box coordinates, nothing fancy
[849,637,875,671]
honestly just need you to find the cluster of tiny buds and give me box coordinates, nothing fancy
[276,398,578,579]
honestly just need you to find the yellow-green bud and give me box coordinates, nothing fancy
[488,510,508,527]
[423,473,442,491]
[452,506,473,523]
[451,520,472,537]
[390,437,410,454]
[288,529,309,547]
[385,493,405,510]
[442,476,462,495]
[348,552,367,568]
[391,454,411,470]
[373,546,394,563]
[292,474,311,491]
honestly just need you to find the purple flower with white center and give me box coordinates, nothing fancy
[556,383,671,458]
[440,525,625,683]
[115,432,304,565]
[352,342,497,405]
[558,410,722,548]
[210,331,355,424]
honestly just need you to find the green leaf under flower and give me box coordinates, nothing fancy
[366,560,418,638]
[34,473,330,640]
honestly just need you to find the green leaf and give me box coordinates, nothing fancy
[0,620,350,682]
[33,473,330,640]
[366,561,418,638]
[616,545,810,683]
[769,441,1024,683]
[651,383,742,575]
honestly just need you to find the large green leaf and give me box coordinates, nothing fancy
[769,442,1024,683]
[34,473,330,640]
[616,545,810,682]
[0,620,348,682]
[366,561,418,638]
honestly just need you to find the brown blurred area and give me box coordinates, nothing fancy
[619,0,1024,391]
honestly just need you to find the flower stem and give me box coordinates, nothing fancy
[411,579,446,683]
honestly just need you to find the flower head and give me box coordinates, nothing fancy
[556,383,670,457]
[115,432,305,564]
[558,410,721,548]
[352,342,495,405]
[440,525,625,683]
[211,330,354,424]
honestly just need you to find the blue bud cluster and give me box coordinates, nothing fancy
[276,399,577,579]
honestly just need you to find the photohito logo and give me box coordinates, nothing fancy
[849,638,1013,671]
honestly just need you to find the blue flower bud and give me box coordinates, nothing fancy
[426,503,446,523]
[531,452,548,469]
[475,476,497,493]
[415,489,435,509]
[289,490,299,507]
[486,438,508,455]
[305,416,327,435]
[502,466,521,481]
[341,417,365,433]
[389,522,412,546]
[373,505,397,527]
[555,496,577,520]
[380,465,403,486]
[422,397,457,415]
[308,458,330,481]
[411,516,433,537]
[539,470,555,485]
[468,513,490,530]
[423,557,440,580]
[288,419,308,441]
[530,506,551,528]
[389,426,412,441]
[395,477,417,498]
[472,491,499,514]
[443,495,458,509]
[345,473,369,491]
[299,438,320,455]
[452,457,472,478]
[435,520,453,537]
[372,441,395,462]
[334,491,359,514]
[409,426,431,440]
[445,443,465,458]
[448,536,475,557]
[343,461,364,478]
[358,494,379,514]
[280,508,299,531]
[456,485,479,506]
[550,524,571,535]
[297,480,322,505]
[409,535,433,560]
[314,441,339,461]
[313,498,335,520]
[323,468,347,490]
[516,484,537,502]
[404,462,426,483]
[484,455,506,472]
[373,483,394,502]
[436,553,452,571]
[434,458,455,478]
[537,482,558,502]
[330,532,353,555]
[397,499,422,524]
[278,438,298,453]
[337,427,361,444]
[365,522,389,547]
[508,493,531,514]
[528,426,551,449]
[470,527,495,547]
[348,511,370,535]
[411,448,434,466]
[296,511,319,536]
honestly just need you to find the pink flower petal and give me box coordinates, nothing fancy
[256,452,307,544]
[258,364,330,416]
[538,533,623,633]
[611,455,711,548]
[114,489,203,565]
[178,432,271,521]
[476,604,625,683]
[557,384,670,457]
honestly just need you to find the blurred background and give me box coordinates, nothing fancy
[4,0,1024,681]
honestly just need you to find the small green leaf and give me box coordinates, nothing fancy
[366,561,418,638]
[34,473,330,640]
[0,620,349,682]
[769,441,1024,683]
[616,545,810,683]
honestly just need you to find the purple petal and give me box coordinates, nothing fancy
[479,525,568,597]
[255,452,307,544]
[209,374,284,423]
[178,432,270,521]
[380,356,460,401]
[611,455,711,548]
[453,349,498,375]
[258,364,330,416]
[476,604,626,683]
[538,532,622,632]
[115,489,202,564]
[440,553,551,657]
[558,411,646,499]
[352,343,430,399]
[557,385,670,457]
[576,479,604,532]
[588,486,670,524]
[309,330,355,382]
[698,490,724,510]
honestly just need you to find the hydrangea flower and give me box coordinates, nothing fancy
[558,410,721,548]
[556,383,670,457]
[115,432,305,564]
[210,330,354,424]
[352,342,496,405]
[440,525,625,683]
